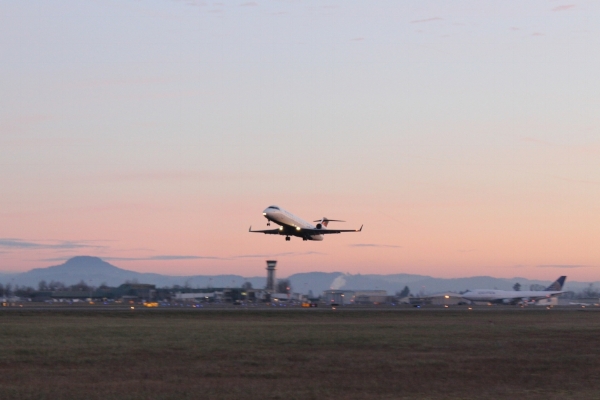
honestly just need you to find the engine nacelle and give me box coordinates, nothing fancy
[316,223,322,229]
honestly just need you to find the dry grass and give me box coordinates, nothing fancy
[0,308,599,399]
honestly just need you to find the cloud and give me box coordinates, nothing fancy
[0,239,106,250]
[410,17,443,24]
[234,251,325,258]
[552,5,575,12]
[105,255,223,261]
[39,255,223,263]
[95,170,291,183]
[41,252,324,263]
[349,244,401,248]
[537,264,587,269]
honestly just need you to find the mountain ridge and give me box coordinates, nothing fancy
[0,256,595,295]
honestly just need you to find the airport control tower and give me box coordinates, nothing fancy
[266,260,277,292]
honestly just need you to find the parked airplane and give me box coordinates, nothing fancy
[249,205,362,241]
[461,276,567,305]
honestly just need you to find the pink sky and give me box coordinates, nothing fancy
[1,1,599,281]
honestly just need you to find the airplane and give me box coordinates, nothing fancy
[461,276,567,305]
[249,205,362,241]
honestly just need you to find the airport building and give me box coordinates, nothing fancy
[322,290,390,305]
[409,292,466,306]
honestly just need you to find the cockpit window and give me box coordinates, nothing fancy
[268,205,280,210]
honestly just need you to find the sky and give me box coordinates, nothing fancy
[1,0,599,281]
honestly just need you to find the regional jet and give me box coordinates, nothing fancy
[461,276,567,305]
[249,205,362,241]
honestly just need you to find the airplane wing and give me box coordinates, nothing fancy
[248,226,281,235]
[300,225,363,235]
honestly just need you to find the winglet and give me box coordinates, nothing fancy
[357,225,363,232]
[249,226,252,232]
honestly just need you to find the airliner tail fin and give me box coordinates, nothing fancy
[545,276,567,291]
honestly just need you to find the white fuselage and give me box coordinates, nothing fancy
[462,289,563,304]
[263,206,324,241]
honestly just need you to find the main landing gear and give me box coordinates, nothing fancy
[267,221,270,226]
[285,236,290,241]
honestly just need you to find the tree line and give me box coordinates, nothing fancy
[0,278,295,298]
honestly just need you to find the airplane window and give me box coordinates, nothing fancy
[269,206,280,210]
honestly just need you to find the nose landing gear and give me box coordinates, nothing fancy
[285,236,290,241]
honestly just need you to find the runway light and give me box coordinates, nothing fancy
[130,306,135,310]
[444,295,450,299]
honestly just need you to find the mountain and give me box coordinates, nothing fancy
[1,256,596,295]
[3,256,266,289]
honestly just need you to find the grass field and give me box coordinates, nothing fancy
[0,307,599,399]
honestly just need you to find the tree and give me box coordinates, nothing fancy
[397,286,411,298]
[513,282,521,291]
[70,280,92,292]
[277,279,291,294]
[14,285,35,297]
[48,280,66,291]
[242,281,253,290]
[38,280,48,291]
[581,284,599,298]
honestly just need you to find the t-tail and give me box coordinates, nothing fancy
[313,218,345,229]
[545,276,567,291]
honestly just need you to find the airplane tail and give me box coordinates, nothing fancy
[313,218,345,229]
[545,276,567,291]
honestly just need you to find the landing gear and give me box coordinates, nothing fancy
[285,236,290,241]
[267,221,270,226]
[303,238,307,241]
